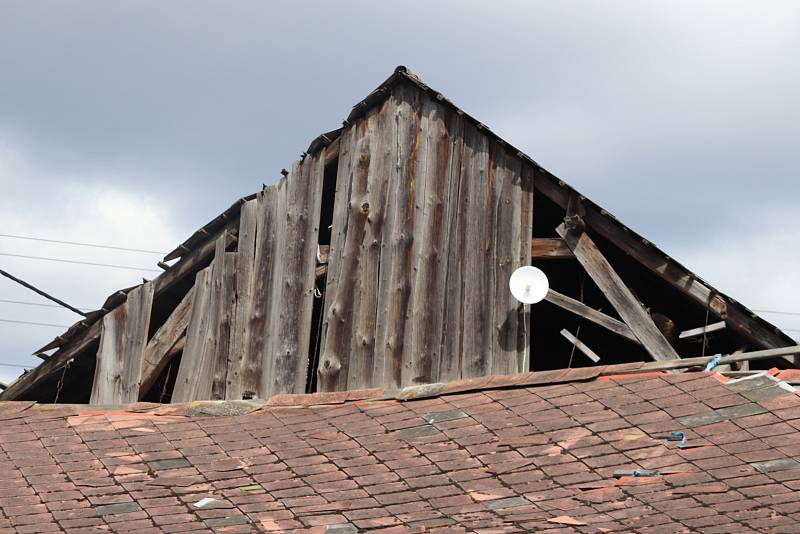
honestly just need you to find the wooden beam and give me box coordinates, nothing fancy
[556,223,680,361]
[153,221,237,298]
[138,285,195,399]
[532,238,574,259]
[612,345,800,374]
[560,329,601,363]
[544,289,640,344]
[533,175,794,359]
[0,320,101,400]
[679,321,726,340]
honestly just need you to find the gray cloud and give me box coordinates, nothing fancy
[1,0,798,381]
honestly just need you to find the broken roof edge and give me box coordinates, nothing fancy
[6,364,799,417]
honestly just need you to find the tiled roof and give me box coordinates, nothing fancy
[3,369,800,533]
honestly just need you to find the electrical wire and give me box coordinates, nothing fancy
[0,299,89,311]
[753,309,800,317]
[0,233,167,255]
[0,362,33,369]
[0,252,160,272]
[0,318,69,328]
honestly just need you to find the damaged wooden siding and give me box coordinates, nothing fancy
[317,84,533,391]
[91,153,325,405]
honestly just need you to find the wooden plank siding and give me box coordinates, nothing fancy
[318,84,533,391]
[90,281,154,404]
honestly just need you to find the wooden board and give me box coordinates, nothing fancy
[171,235,229,402]
[90,281,154,404]
[226,198,258,400]
[266,154,324,396]
[557,224,679,361]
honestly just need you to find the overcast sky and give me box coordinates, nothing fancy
[1,1,798,383]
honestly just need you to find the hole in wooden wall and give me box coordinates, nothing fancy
[141,353,181,403]
[318,157,339,247]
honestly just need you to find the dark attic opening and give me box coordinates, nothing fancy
[307,155,339,393]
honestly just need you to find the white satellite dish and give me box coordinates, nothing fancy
[509,266,549,304]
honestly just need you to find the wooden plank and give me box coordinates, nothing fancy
[317,126,358,392]
[242,186,279,399]
[267,154,324,396]
[407,95,455,386]
[490,143,526,376]
[90,282,154,405]
[375,85,418,390]
[612,345,800,374]
[532,238,573,259]
[438,112,467,383]
[518,163,535,373]
[460,122,492,378]
[348,104,390,390]
[211,251,237,400]
[260,177,289,398]
[560,329,601,363]
[0,320,101,400]
[226,199,258,400]
[678,321,727,339]
[556,223,680,361]
[544,289,640,344]
[172,234,230,402]
[138,285,195,399]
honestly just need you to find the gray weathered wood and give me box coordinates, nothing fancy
[90,281,154,404]
[461,123,492,379]
[226,199,258,400]
[138,285,195,398]
[212,251,237,400]
[556,223,679,361]
[267,154,324,396]
[678,321,726,340]
[317,125,358,392]
[490,144,526,376]
[438,112,466,383]
[544,289,640,344]
[408,95,455,385]
[560,329,601,363]
[613,345,800,374]
[243,186,279,399]
[172,234,231,402]
[374,85,418,390]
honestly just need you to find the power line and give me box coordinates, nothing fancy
[0,233,167,255]
[0,299,90,311]
[0,362,31,369]
[0,318,69,328]
[753,309,800,317]
[0,252,160,272]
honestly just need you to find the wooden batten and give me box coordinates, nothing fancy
[90,282,155,405]
[532,238,573,259]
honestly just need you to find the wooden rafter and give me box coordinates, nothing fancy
[556,222,680,361]
[544,289,640,344]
